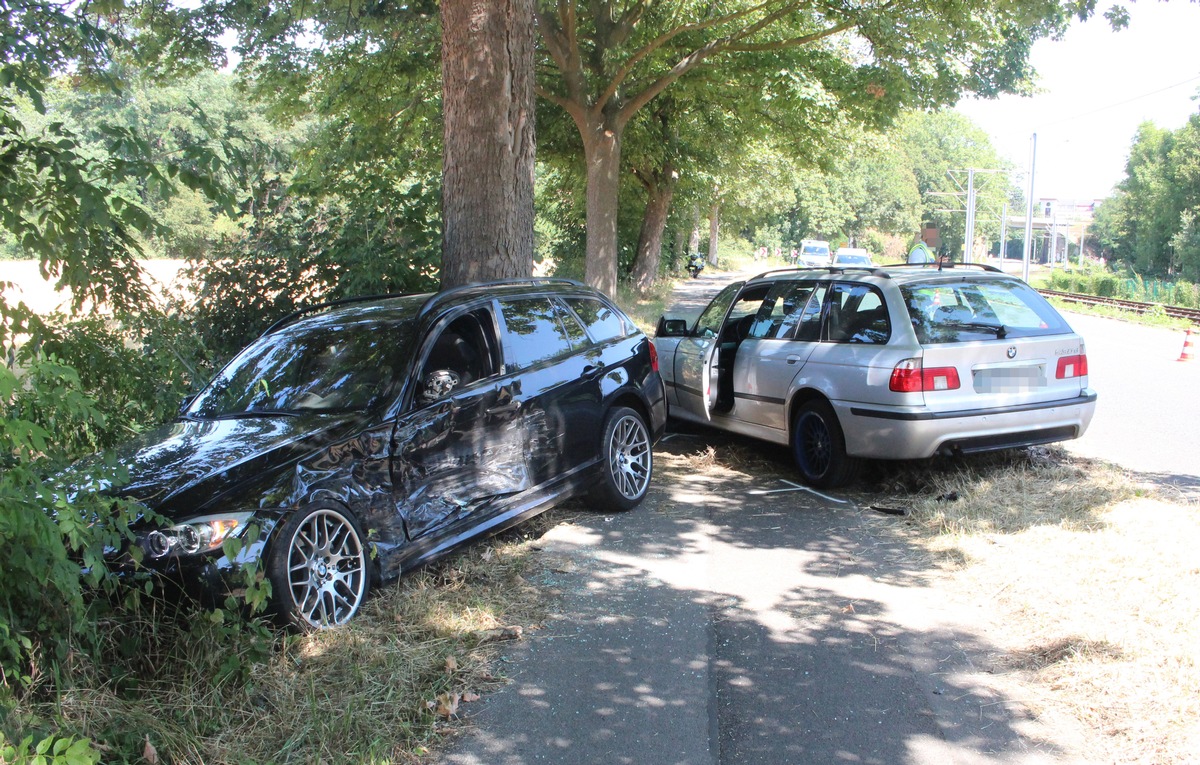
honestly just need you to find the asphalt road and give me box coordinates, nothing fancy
[1059,312,1200,500]
[440,270,1099,765]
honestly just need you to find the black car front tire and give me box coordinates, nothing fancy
[591,406,653,512]
[267,504,370,630]
[791,399,860,489]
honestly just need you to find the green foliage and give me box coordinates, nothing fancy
[1094,110,1200,279]
[0,733,101,765]
[0,353,153,689]
[188,177,442,362]
[1047,265,1200,310]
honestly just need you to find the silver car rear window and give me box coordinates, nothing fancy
[902,279,1070,343]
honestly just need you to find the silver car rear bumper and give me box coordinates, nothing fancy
[836,389,1098,459]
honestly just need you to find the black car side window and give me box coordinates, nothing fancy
[499,298,574,371]
[553,300,592,350]
[564,297,628,343]
[416,309,499,405]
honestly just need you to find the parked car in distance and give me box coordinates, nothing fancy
[653,263,1096,488]
[799,239,831,267]
[832,247,874,267]
[74,279,667,629]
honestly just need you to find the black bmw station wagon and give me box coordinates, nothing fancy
[90,279,667,629]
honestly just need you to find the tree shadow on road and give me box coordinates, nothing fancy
[443,434,1092,765]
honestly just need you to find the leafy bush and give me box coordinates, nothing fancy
[187,184,441,362]
[0,734,101,765]
[0,356,149,689]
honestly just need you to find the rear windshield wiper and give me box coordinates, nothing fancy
[945,321,1007,339]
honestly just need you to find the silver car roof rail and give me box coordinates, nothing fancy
[749,266,892,281]
[877,261,1003,273]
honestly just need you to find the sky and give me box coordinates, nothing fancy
[955,0,1200,204]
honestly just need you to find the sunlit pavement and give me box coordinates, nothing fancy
[1059,312,1200,501]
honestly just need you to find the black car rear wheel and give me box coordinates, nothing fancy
[268,505,369,630]
[791,399,860,489]
[592,406,652,512]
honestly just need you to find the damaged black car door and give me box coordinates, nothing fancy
[390,304,530,541]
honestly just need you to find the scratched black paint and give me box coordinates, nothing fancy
[84,281,667,620]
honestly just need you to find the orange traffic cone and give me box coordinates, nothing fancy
[1178,328,1195,362]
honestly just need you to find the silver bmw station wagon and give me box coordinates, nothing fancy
[654,264,1097,488]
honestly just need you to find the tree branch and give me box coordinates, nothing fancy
[597,0,799,112]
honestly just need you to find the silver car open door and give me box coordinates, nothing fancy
[674,282,742,421]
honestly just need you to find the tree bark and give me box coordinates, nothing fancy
[582,125,622,297]
[688,207,702,254]
[630,164,677,293]
[708,201,720,266]
[440,0,535,289]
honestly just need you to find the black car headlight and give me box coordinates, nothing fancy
[144,512,255,559]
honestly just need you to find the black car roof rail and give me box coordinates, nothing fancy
[878,261,1003,273]
[261,278,588,336]
[418,277,586,317]
[262,291,415,335]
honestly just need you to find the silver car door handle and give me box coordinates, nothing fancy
[786,355,802,365]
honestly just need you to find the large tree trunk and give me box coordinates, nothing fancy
[582,126,622,297]
[440,0,535,289]
[630,164,677,293]
[688,206,702,254]
[708,201,720,266]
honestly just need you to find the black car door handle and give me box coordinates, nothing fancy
[581,365,603,380]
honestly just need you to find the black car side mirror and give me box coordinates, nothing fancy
[656,317,690,338]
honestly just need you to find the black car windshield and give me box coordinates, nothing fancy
[186,310,418,419]
[903,279,1070,344]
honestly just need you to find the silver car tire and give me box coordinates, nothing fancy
[791,400,860,489]
[591,406,652,512]
[267,505,370,630]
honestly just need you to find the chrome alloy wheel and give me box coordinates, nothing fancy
[607,412,651,500]
[286,508,367,627]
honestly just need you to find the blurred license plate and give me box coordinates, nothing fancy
[973,365,1046,393]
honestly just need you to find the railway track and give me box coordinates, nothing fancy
[1039,289,1200,324]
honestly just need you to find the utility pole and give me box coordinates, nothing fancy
[999,202,1008,261]
[1022,133,1037,282]
[963,169,977,263]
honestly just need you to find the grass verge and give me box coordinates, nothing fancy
[3,513,568,764]
[870,449,1200,763]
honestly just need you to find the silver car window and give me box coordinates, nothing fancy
[824,283,891,344]
[903,280,1069,343]
[749,281,816,339]
[693,282,742,338]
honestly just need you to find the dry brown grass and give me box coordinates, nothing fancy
[889,450,1200,764]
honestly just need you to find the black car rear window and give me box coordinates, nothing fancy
[500,298,575,370]
[903,279,1071,343]
[564,297,629,343]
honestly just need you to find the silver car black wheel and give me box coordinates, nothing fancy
[791,399,860,489]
